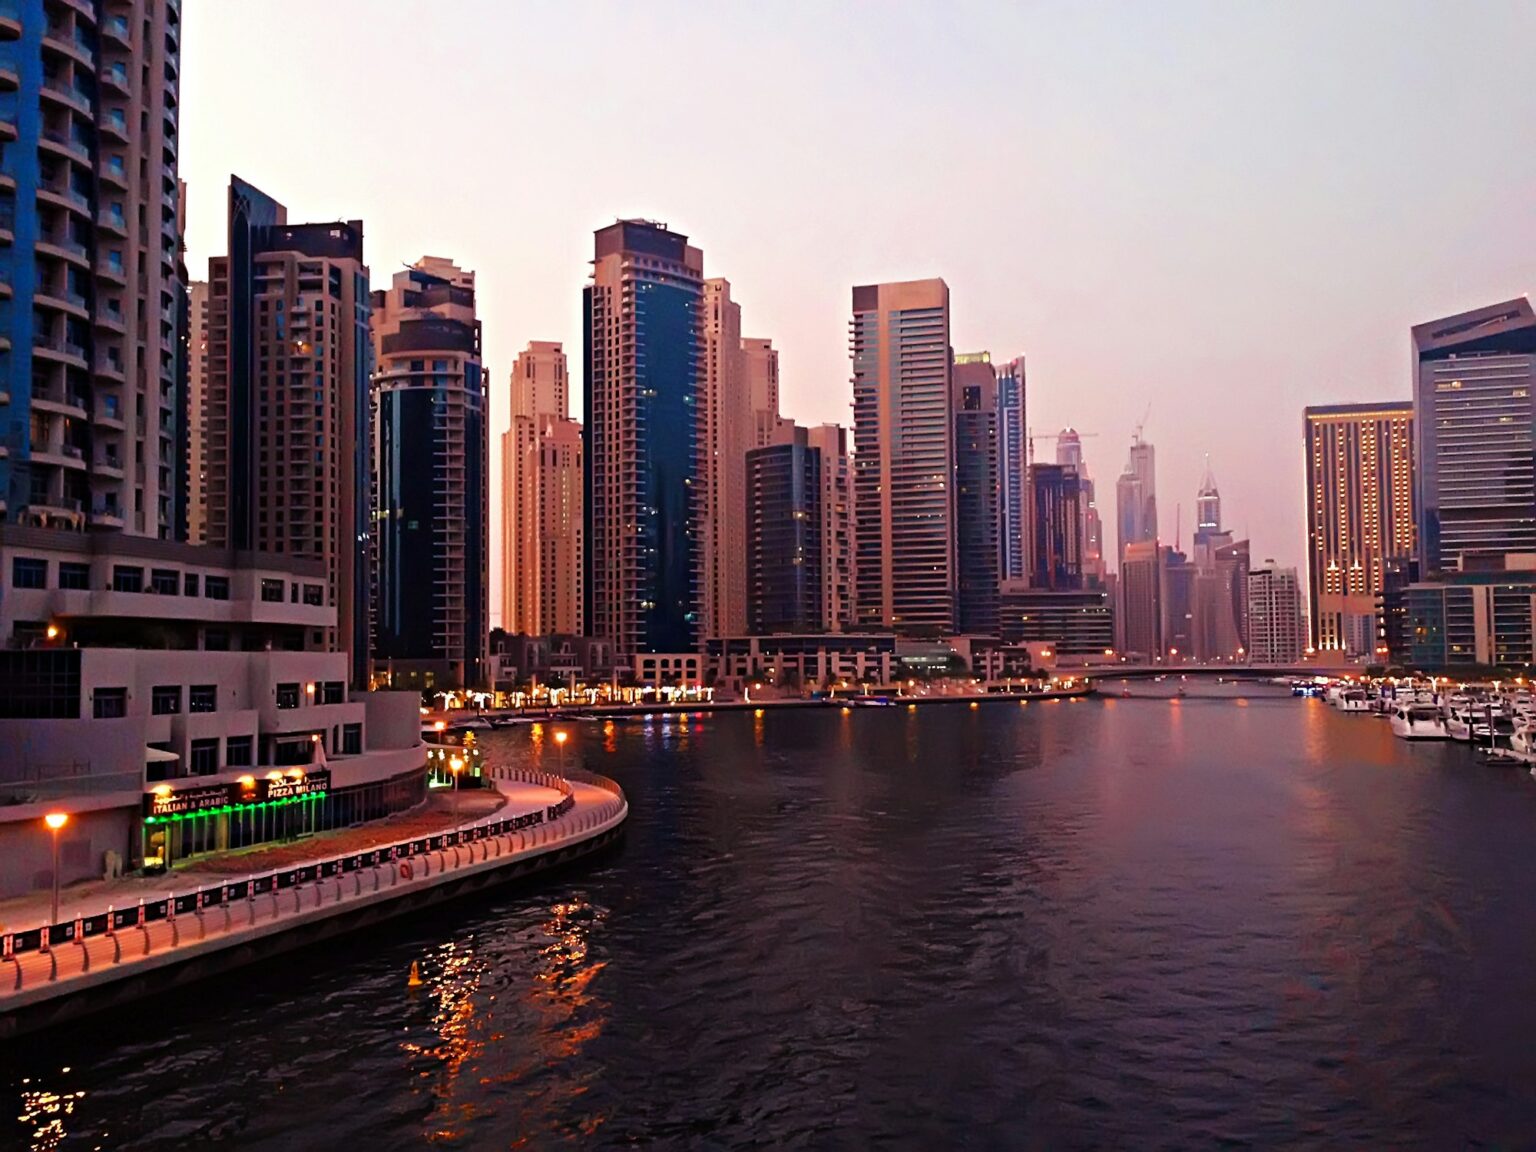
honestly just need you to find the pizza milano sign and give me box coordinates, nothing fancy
[143,769,333,816]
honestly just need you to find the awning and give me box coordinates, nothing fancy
[145,747,180,763]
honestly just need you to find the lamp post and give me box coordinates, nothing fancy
[449,755,465,824]
[554,730,568,774]
[44,811,68,927]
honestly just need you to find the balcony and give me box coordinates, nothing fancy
[93,452,124,478]
[94,398,124,428]
[20,497,85,529]
[94,353,123,381]
[32,440,87,471]
[37,232,90,267]
[42,25,94,68]
[0,64,17,91]
[102,15,130,48]
[97,207,126,235]
[88,503,124,528]
[39,128,90,165]
[101,63,128,94]
[0,118,15,142]
[0,1,19,40]
[94,306,125,333]
[96,256,125,284]
[31,375,89,411]
[37,182,90,216]
[40,78,89,115]
[98,158,127,189]
[100,108,128,142]
[34,286,88,318]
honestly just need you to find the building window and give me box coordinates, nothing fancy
[275,682,300,709]
[150,568,179,595]
[205,576,230,600]
[184,572,200,597]
[204,629,230,651]
[226,735,253,767]
[11,557,46,589]
[341,723,362,755]
[93,687,128,719]
[302,584,324,606]
[151,685,182,715]
[189,738,219,776]
[320,680,344,705]
[261,579,284,603]
[59,562,90,590]
[112,565,144,593]
[189,684,217,713]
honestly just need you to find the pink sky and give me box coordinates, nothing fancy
[180,2,1536,618]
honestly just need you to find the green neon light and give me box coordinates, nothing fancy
[145,791,328,824]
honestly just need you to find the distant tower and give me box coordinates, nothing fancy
[1056,428,1104,587]
[952,353,1000,634]
[1195,457,1221,543]
[1115,434,1158,569]
[996,357,1028,581]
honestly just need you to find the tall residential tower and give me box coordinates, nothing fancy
[851,278,953,636]
[370,257,488,690]
[583,220,703,658]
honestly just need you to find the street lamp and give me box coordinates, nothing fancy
[449,756,464,824]
[44,811,68,927]
[554,729,568,774]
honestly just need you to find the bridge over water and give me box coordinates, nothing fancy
[1075,664,1339,681]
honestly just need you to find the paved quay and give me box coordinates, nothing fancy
[0,770,627,1033]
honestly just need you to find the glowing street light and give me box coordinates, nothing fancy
[44,811,68,928]
[449,755,465,825]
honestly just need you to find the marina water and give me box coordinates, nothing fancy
[7,683,1536,1149]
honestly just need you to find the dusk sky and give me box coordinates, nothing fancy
[180,1,1536,600]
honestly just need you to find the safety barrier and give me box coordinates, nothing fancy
[0,771,625,986]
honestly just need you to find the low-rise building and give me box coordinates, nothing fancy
[0,529,425,898]
[708,634,899,691]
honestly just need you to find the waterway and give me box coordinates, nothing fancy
[7,683,1536,1149]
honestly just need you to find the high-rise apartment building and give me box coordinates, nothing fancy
[1120,539,1162,658]
[743,336,783,448]
[745,424,823,634]
[370,258,488,690]
[700,279,750,640]
[1193,537,1250,661]
[996,356,1028,582]
[1303,402,1415,655]
[805,422,854,632]
[1412,298,1536,575]
[1027,463,1082,590]
[501,341,559,634]
[205,178,371,685]
[953,352,999,635]
[851,278,953,636]
[0,0,183,537]
[583,220,703,658]
[1160,545,1195,659]
[186,279,209,542]
[1247,560,1305,663]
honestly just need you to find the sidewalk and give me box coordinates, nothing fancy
[0,783,525,933]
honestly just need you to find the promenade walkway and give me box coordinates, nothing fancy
[0,769,627,1023]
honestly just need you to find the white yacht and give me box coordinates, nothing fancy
[1337,689,1371,713]
[1391,703,1449,741]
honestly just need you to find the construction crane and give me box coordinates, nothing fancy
[1027,428,1099,465]
[1131,403,1152,446]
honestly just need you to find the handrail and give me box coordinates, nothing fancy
[0,769,621,971]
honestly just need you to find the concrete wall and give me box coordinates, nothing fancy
[0,804,137,903]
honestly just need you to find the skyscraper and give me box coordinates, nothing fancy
[205,178,371,685]
[1247,560,1305,663]
[0,0,182,536]
[584,220,703,658]
[1120,539,1162,658]
[1193,537,1250,661]
[1412,298,1536,575]
[953,352,999,634]
[501,342,583,638]
[1115,435,1158,568]
[996,356,1028,582]
[1056,428,1105,587]
[743,336,783,448]
[1027,462,1082,590]
[1303,402,1415,655]
[370,258,488,690]
[1194,457,1221,551]
[851,278,953,636]
[700,279,750,640]
[805,423,854,632]
[746,424,823,634]
[1160,545,1195,659]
